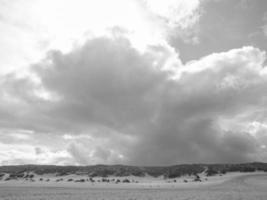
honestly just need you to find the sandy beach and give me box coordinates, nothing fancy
[0,172,266,200]
[0,171,261,189]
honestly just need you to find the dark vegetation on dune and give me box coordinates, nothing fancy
[0,162,266,180]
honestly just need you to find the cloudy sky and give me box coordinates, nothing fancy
[0,0,267,166]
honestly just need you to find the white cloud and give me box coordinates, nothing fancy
[144,0,201,29]
[1,33,267,165]
[1,0,267,165]
[142,0,202,44]
[0,142,72,165]
[0,0,202,76]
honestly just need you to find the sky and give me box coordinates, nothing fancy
[0,0,267,166]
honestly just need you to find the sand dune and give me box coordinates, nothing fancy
[0,171,260,189]
[0,172,266,199]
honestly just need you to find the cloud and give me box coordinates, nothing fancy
[1,0,267,166]
[142,0,202,44]
[0,0,204,76]
[1,32,267,165]
[0,141,72,165]
[170,0,267,62]
[143,0,201,28]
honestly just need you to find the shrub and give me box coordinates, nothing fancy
[29,174,34,179]
[193,174,201,182]
[206,167,218,176]
[122,179,130,183]
[115,179,120,183]
[75,179,85,182]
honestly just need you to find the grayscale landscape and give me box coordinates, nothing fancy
[1,0,267,199]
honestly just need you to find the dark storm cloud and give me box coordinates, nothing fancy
[1,35,267,165]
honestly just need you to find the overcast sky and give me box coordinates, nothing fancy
[0,0,267,166]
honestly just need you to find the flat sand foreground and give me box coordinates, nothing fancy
[0,173,266,200]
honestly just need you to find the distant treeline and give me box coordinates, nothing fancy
[0,162,266,178]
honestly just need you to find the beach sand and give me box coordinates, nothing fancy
[0,172,266,199]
